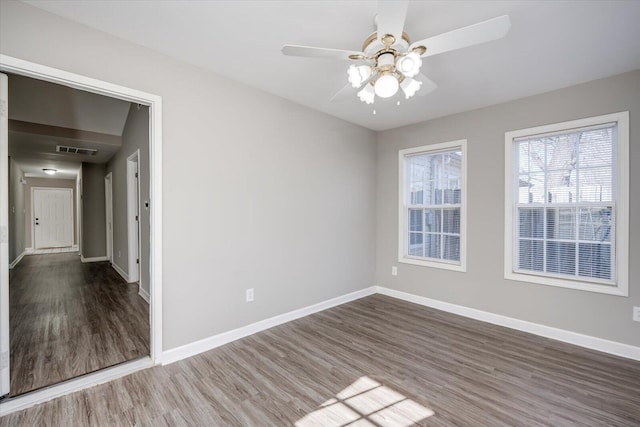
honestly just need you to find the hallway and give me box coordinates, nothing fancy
[7,253,149,397]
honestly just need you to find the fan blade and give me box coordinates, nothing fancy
[410,15,511,58]
[330,83,357,103]
[282,45,367,61]
[377,0,409,46]
[330,73,376,103]
[416,73,438,96]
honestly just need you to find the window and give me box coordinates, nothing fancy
[399,140,466,271]
[505,112,629,296]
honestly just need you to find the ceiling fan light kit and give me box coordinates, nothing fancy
[282,1,511,108]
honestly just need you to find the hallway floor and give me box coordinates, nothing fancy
[5,253,149,397]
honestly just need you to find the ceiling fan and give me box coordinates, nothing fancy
[282,1,511,105]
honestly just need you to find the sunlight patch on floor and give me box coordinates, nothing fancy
[296,376,434,427]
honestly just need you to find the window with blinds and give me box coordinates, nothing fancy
[399,140,466,271]
[505,112,629,295]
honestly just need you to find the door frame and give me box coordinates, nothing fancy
[0,54,163,412]
[0,72,9,397]
[126,151,140,283]
[104,172,113,263]
[31,187,74,250]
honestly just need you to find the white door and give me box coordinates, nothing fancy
[127,153,140,282]
[33,188,74,249]
[1,72,10,396]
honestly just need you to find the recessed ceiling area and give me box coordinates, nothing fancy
[7,72,133,179]
[24,0,640,131]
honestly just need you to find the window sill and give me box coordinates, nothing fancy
[399,257,466,272]
[505,271,628,296]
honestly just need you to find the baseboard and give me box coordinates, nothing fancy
[162,286,377,365]
[0,357,152,417]
[376,286,640,362]
[80,255,109,263]
[138,286,150,304]
[111,262,130,282]
[9,251,25,269]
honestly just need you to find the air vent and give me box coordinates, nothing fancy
[56,145,97,156]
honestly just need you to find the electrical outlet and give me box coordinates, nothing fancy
[391,266,398,276]
[118,250,121,258]
[246,288,254,302]
[633,306,640,322]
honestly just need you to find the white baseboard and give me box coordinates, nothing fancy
[0,357,152,416]
[80,255,109,263]
[111,262,130,282]
[9,251,25,269]
[376,286,640,362]
[138,286,150,304]
[162,286,377,365]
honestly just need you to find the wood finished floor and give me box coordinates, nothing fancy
[5,253,149,397]
[2,294,639,426]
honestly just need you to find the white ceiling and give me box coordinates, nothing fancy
[24,0,640,131]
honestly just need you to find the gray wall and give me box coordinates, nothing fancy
[376,70,640,347]
[8,157,25,263]
[24,177,77,248]
[0,1,377,350]
[106,104,150,294]
[81,162,106,258]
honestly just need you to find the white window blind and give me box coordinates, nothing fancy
[514,123,616,284]
[399,141,466,271]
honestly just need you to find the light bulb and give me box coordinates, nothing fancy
[347,65,372,88]
[400,77,422,99]
[396,52,422,78]
[357,84,375,104]
[374,74,399,98]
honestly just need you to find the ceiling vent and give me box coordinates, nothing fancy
[56,145,98,156]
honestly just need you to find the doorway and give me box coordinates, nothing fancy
[0,55,163,408]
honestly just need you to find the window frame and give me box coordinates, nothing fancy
[398,140,467,272]
[504,112,629,296]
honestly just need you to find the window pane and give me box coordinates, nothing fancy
[443,235,460,261]
[442,208,460,234]
[518,239,543,272]
[529,140,545,173]
[409,209,423,232]
[546,207,576,240]
[579,243,612,280]
[424,209,441,233]
[424,233,441,259]
[546,134,578,171]
[519,173,545,203]
[519,208,544,239]
[408,232,423,257]
[443,151,462,204]
[546,169,576,203]
[407,153,443,205]
[518,141,529,174]
[579,128,613,168]
[579,207,612,242]
[579,167,613,202]
[546,242,576,275]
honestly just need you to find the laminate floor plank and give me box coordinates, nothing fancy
[2,294,639,426]
[5,252,150,397]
